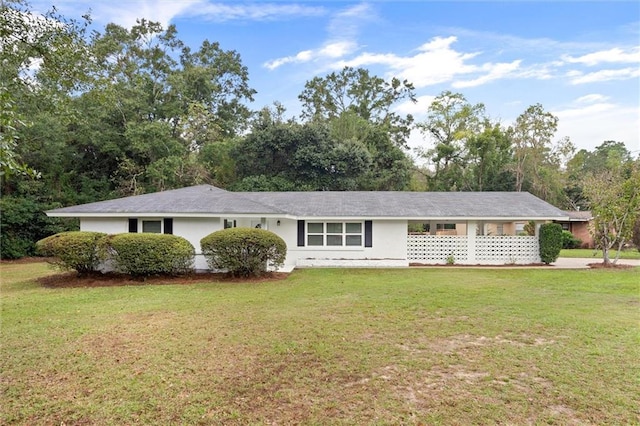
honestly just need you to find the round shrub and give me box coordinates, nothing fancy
[561,230,582,249]
[102,233,195,276]
[200,228,287,277]
[36,231,106,273]
[539,223,563,264]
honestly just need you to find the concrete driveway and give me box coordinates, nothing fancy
[551,257,640,269]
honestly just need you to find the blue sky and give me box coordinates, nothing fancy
[32,1,640,156]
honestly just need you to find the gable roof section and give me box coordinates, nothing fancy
[46,184,568,220]
[47,185,286,216]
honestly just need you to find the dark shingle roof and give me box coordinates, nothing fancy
[247,191,566,218]
[47,185,285,215]
[47,185,567,219]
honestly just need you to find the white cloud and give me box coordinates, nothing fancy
[394,94,436,117]
[453,60,522,88]
[191,2,326,22]
[555,102,617,119]
[32,1,326,28]
[264,3,378,71]
[264,41,358,70]
[53,0,201,29]
[562,47,640,66]
[568,67,640,84]
[555,104,639,152]
[327,3,377,39]
[575,94,610,104]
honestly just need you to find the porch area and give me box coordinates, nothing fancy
[407,220,541,265]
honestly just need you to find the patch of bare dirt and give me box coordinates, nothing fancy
[37,271,289,288]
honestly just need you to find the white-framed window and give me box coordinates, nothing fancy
[307,222,363,247]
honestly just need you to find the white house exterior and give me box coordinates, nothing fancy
[46,185,569,271]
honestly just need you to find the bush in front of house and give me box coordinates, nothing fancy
[101,233,195,276]
[36,231,106,274]
[200,228,287,277]
[561,230,582,249]
[539,223,563,264]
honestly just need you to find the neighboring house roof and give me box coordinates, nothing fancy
[46,184,568,220]
[561,210,594,221]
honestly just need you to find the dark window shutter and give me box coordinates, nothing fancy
[128,218,138,233]
[163,218,173,234]
[297,220,305,247]
[364,220,373,247]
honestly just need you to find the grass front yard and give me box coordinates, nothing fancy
[560,248,640,260]
[1,262,639,425]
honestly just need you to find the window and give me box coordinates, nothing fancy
[142,220,162,233]
[307,223,324,246]
[307,222,363,247]
[129,218,173,234]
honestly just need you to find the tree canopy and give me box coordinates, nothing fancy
[1,1,638,259]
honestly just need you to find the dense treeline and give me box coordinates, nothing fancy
[1,2,638,258]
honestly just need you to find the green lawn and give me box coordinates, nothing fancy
[560,248,640,260]
[2,262,639,425]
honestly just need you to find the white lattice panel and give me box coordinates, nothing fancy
[475,236,539,264]
[407,235,540,265]
[407,235,468,263]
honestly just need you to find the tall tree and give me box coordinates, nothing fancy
[464,122,514,191]
[72,19,255,195]
[508,103,558,193]
[233,121,371,191]
[298,67,416,148]
[417,91,486,191]
[328,111,412,190]
[582,160,640,265]
[565,141,632,210]
[508,103,574,205]
[0,0,90,183]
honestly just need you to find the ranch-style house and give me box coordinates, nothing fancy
[46,185,569,271]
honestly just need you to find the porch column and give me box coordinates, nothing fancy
[534,221,544,236]
[429,221,437,235]
[467,221,477,264]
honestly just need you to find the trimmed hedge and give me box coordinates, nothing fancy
[539,223,563,264]
[201,228,287,277]
[36,231,106,273]
[102,233,195,276]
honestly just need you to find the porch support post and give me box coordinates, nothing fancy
[467,221,477,264]
[429,221,437,235]
[534,221,544,236]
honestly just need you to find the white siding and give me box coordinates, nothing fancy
[80,217,410,270]
[174,218,221,270]
[287,219,409,268]
[80,218,128,234]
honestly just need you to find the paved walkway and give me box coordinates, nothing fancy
[550,257,640,269]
